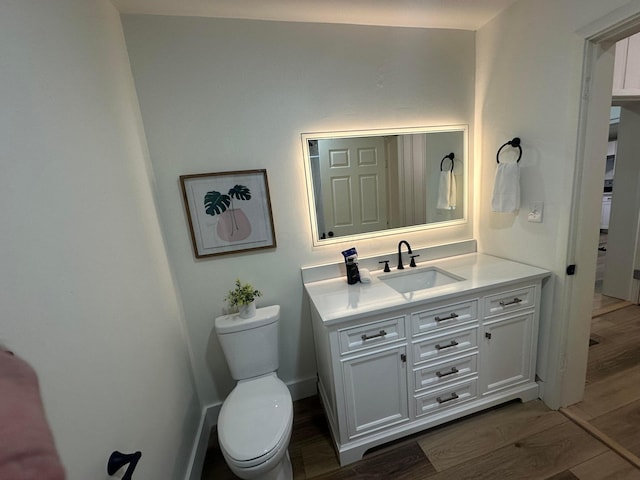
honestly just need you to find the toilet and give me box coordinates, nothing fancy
[215,305,293,480]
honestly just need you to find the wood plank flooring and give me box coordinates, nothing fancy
[571,451,640,480]
[416,399,567,472]
[592,293,632,318]
[201,303,640,480]
[566,307,640,459]
[585,306,640,384]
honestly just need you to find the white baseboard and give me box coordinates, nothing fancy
[287,375,318,402]
[184,376,317,479]
[184,405,216,480]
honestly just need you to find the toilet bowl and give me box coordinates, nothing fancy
[217,373,293,479]
[215,305,293,480]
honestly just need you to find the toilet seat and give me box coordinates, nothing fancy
[218,374,293,469]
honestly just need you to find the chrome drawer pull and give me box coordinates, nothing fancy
[434,312,459,322]
[435,340,459,350]
[499,297,522,307]
[361,330,387,341]
[436,392,459,404]
[436,367,459,378]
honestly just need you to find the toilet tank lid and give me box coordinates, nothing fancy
[215,305,280,334]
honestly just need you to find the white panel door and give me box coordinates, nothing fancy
[319,137,387,238]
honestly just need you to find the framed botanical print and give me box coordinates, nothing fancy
[180,169,277,258]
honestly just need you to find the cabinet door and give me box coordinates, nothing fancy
[342,346,409,439]
[613,33,640,97]
[480,312,533,395]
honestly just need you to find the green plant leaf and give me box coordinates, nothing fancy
[228,185,251,201]
[224,278,262,306]
[204,191,231,216]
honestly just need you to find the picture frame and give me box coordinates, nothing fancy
[180,169,277,258]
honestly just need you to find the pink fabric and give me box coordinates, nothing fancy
[0,351,65,480]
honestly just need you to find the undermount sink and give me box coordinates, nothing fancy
[379,266,464,294]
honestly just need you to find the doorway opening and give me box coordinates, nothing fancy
[565,21,640,461]
[592,105,632,318]
[559,9,640,409]
[591,31,640,316]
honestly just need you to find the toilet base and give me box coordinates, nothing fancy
[226,450,292,480]
[265,450,292,480]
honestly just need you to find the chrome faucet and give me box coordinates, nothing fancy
[397,240,412,270]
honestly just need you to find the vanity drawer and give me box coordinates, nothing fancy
[484,286,535,317]
[411,300,478,337]
[412,326,478,365]
[339,316,406,355]
[414,378,477,417]
[413,352,478,393]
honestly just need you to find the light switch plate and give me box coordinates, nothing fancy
[528,201,544,223]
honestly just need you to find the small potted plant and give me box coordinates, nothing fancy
[225,279,262,318]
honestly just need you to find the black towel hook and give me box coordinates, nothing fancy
[496,137,522,164]
[440,152,455,172]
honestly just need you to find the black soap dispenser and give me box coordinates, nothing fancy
[342,247,361,285]
[346,257,360,285]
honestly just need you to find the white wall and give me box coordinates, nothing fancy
[121,15,476,406]
[475,0,640,406]
[0,1,200,478]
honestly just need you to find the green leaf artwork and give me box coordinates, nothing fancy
[204,185,252,238]
[204,190,231,215]
[228,185,251,201]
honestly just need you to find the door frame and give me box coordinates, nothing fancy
[557,7,640,408]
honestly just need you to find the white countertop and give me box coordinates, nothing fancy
[304,253,550,325]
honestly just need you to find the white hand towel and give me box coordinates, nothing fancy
[437,171,457,210]
[492,162,520,212]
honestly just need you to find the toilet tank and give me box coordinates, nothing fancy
[215,305,280,380]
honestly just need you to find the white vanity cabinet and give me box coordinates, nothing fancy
[306,257,547,467]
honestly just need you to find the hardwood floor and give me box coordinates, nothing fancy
[592,231,633,316]
[592,292,632,317]
[566,304,640,470]
[201,248,640,479]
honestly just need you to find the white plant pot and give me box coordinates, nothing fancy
[238,301,256,319]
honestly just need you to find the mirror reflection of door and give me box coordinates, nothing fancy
[319,137,388,238]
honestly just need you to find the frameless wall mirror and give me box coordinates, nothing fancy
[302,125,468,246]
